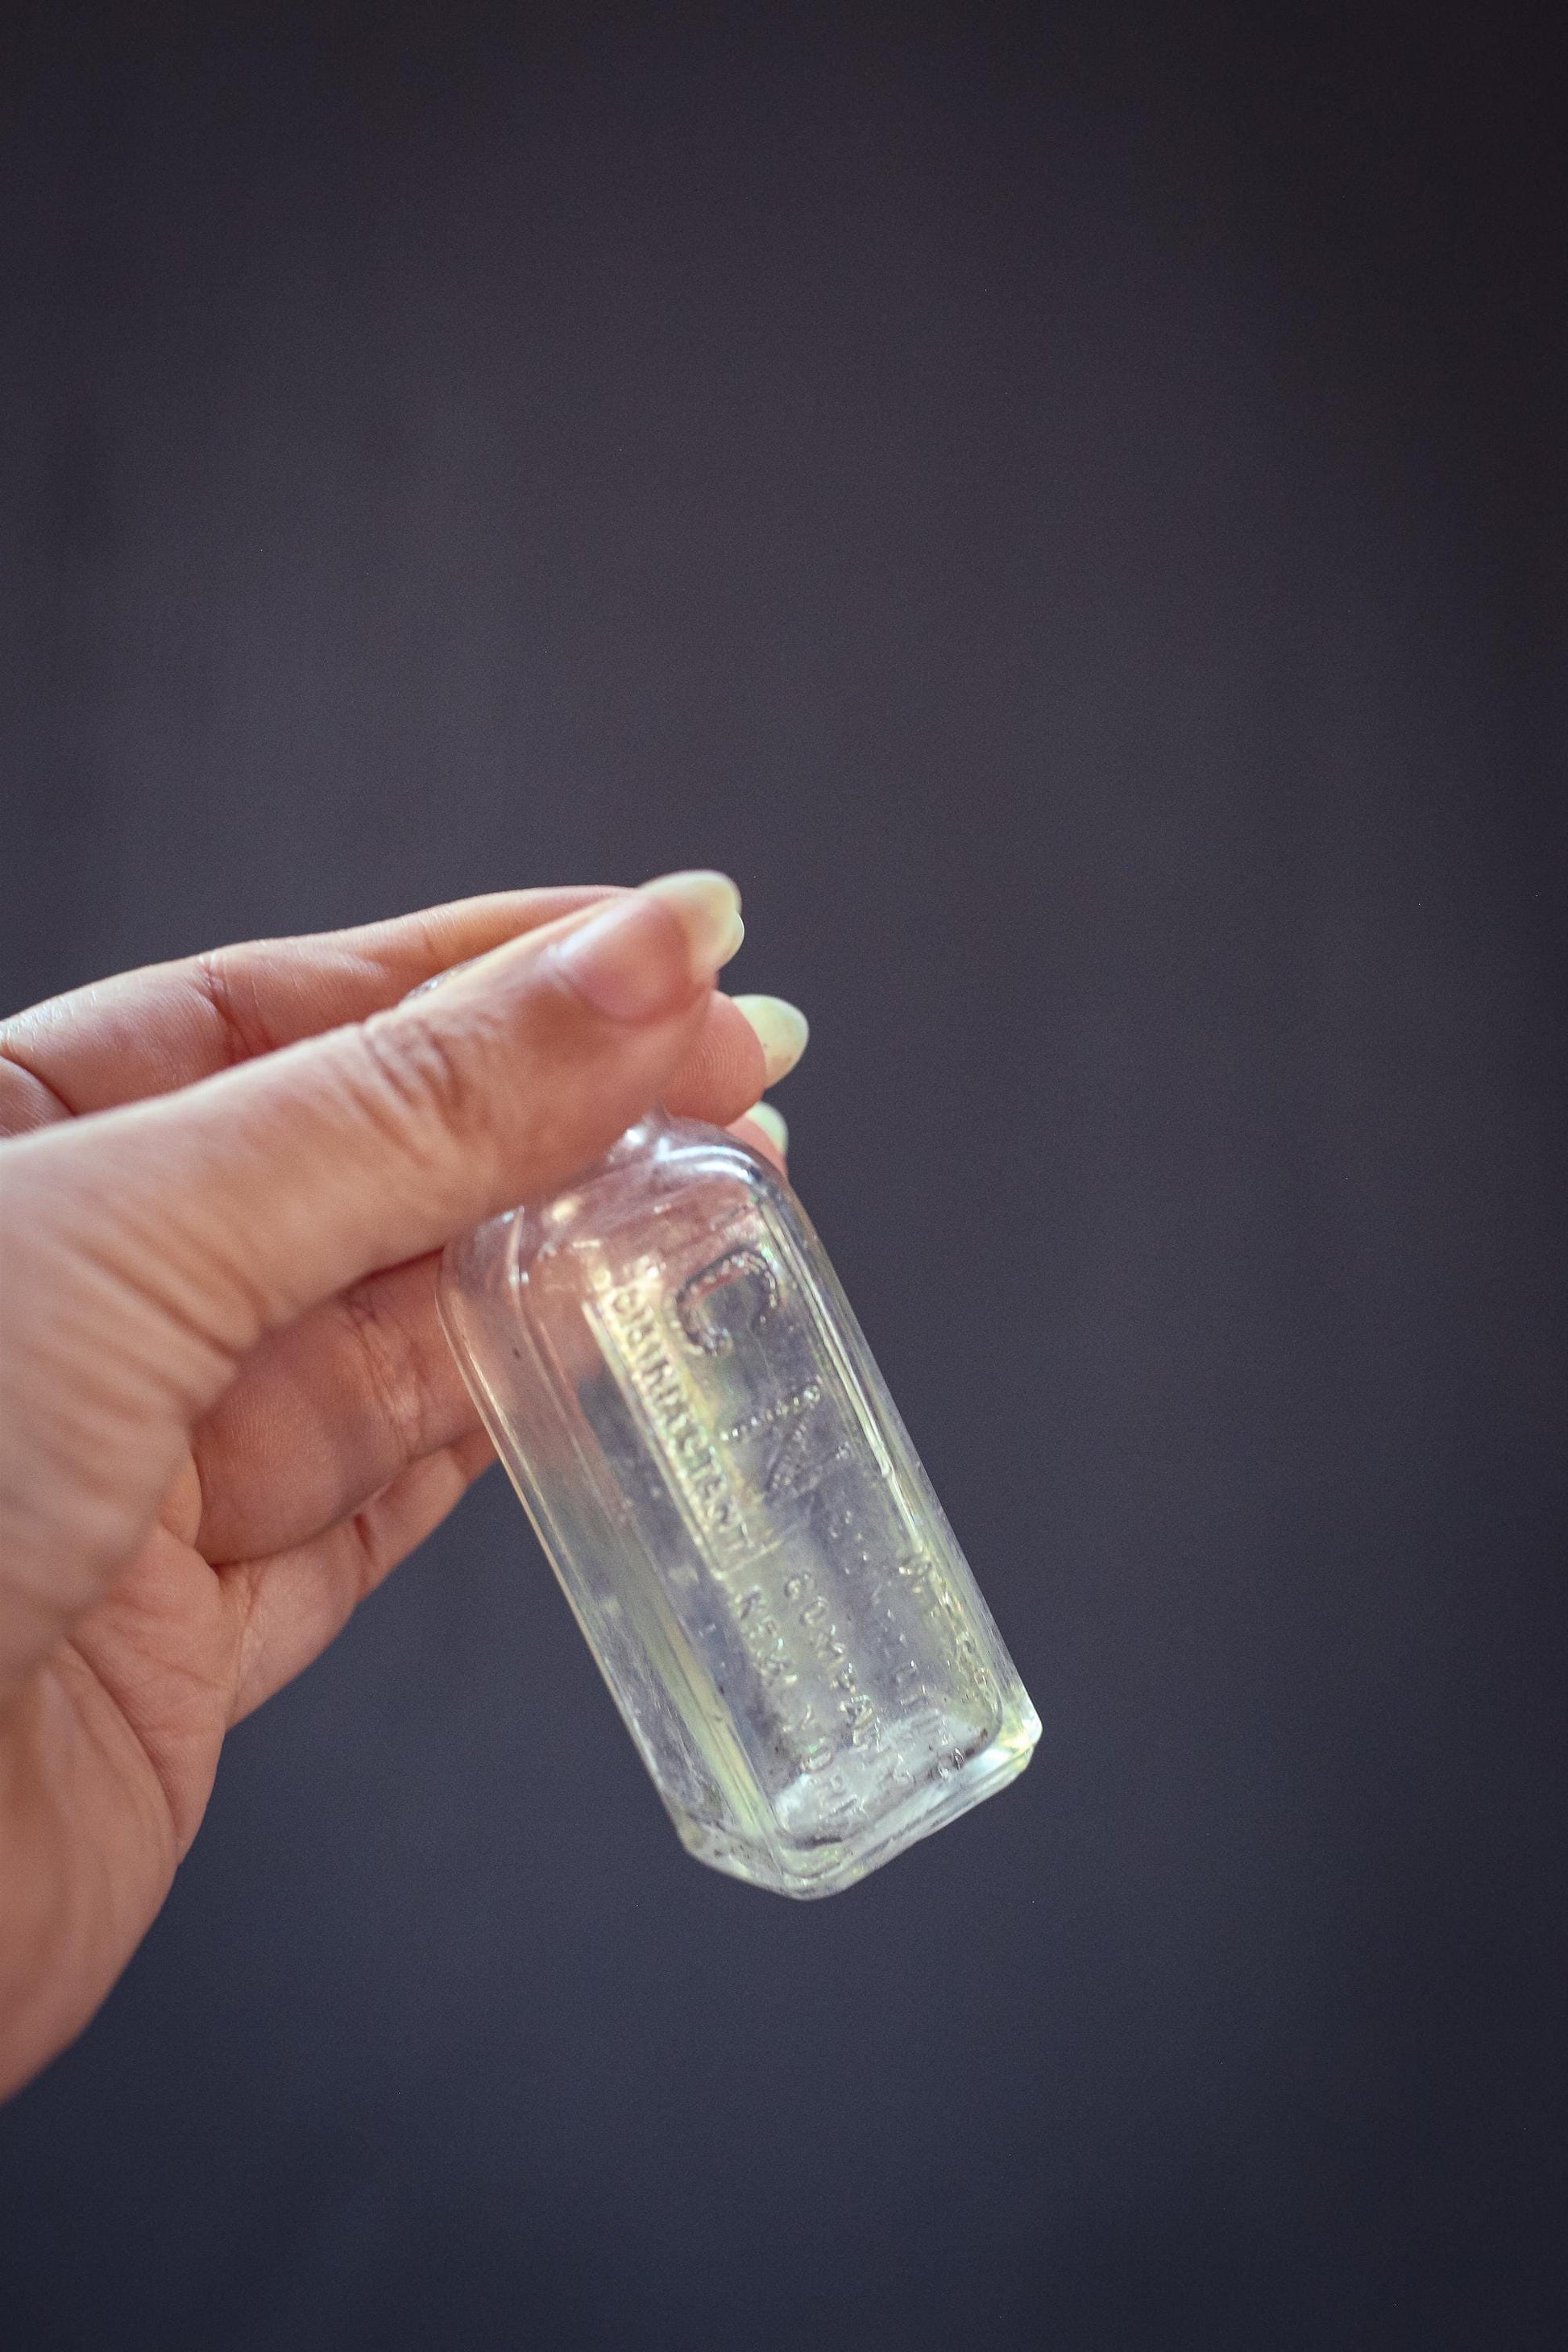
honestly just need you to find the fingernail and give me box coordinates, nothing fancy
[550,871,742,1021]
[731,994,810,1085]
[640,870,745,978]
[740,1101,789,1155]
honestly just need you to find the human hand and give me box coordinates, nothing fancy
[0,875,805,2097]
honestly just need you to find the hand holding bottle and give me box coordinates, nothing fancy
[0,874,799,2097]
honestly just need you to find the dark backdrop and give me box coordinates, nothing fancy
[2,5,1565,2346]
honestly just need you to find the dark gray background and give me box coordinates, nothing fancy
[2,3,1565,2345]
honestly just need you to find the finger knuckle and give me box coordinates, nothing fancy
[336,1279,430,1471]
[351,1009,493,1157]
[193,948,268,1067]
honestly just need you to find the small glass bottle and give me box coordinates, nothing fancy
[438,1108,1039,1897]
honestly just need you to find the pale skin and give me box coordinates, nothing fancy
[0,874,796,2100]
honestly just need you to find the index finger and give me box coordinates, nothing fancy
[0,887,619,1132]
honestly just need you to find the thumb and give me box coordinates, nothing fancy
[0,873,742,1659]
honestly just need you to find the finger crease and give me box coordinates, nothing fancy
[346,1504,388,1607]
[353,1011,479,1143]
[337,1283,430,1475]
[192,949,271,1068]
[0,1040,77,1125]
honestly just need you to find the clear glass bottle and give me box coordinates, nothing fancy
[438,1109,1039,1897]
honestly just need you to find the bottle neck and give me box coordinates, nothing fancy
[587,1101,674,1175]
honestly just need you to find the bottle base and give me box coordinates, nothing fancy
[672,1712,1040,1898]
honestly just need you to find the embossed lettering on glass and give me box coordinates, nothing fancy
[438,1110,1039,1896]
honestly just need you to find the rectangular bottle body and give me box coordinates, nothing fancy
[439,1119,1038,1896]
